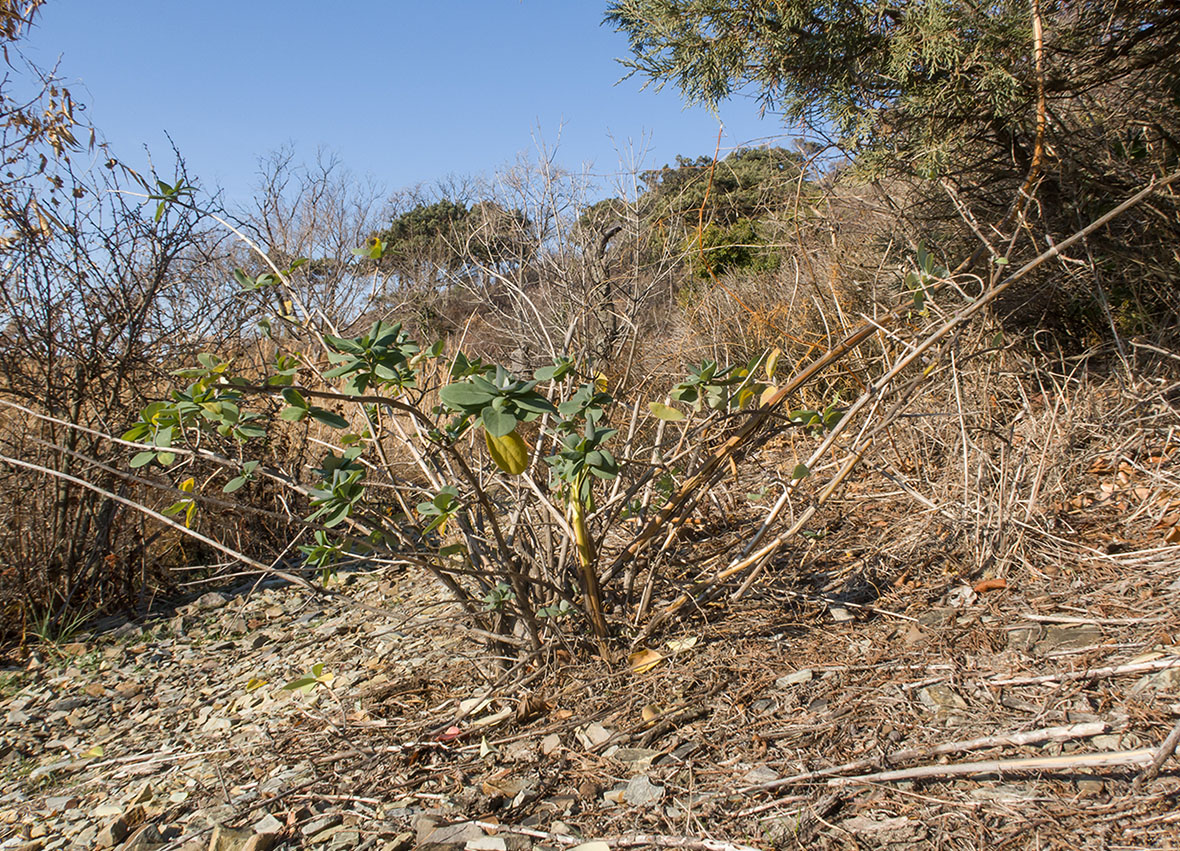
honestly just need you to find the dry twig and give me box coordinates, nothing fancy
[828,748,1157,787]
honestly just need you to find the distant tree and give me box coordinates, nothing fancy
[640,146,805,228]
[377,198,472,285]
[583,146,804,279]
[375,198,533,286]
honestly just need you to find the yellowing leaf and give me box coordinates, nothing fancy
[179,477,195,493]
[594,372,609,393]
[765,347,782,380]
[245,677,268,692]
[485,429,529,475]
[760,385,780,407]
[628,647,664,675]
[81,745,104,758]
[641,703,663,722]
[648,401,685,421]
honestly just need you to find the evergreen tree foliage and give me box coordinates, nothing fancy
[607,1,1180,332]
[606,1,1179,178]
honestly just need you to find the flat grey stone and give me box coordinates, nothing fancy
[421,821,484,847]
[1007,626,1040,651]
[575,722,613,749]
[741,765,781,785]
[465,838,506,851]
[1132,666,1180,693]
[44,796,75,814]
[121,824,164,851]
[612,747,660,767]
[252,814,284,834]
[210,825,255,851]
[1036,625,1105,653]
[328,830,360,851]
[195,592,229,611]
[841,815,925,841]
[301,814,342,837]
[623,775,664,806]
[918,685,967,712]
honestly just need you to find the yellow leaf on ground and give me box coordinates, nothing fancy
[628,647,664,674]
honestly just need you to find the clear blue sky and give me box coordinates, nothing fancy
[27,2,794,209]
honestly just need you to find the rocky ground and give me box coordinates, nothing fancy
[2,536,1179,851]
[3,418,1180,851]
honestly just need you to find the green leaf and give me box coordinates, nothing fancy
[324,360,363,381]
[281,676,318,693]
[308,408,349,429]
[323,334,366,356]
[235,424,266,439]
[648,401,685,421]
[439,382,496,411]
[480,406,517,438]
[223,476,248,494]
[279,406,308,423]
[534,358,574,382]
[791,463,810,481]
[512,394,558,416]
[156,452,176,467]
[281,387,308,408]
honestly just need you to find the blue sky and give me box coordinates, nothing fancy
[27,2,794,209]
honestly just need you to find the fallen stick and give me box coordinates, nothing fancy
[828,748,1156,787]
[1133,718,1180,791]
[738,721,1108,798]
[988,657,1180,686]
[1014,613,1147,626]
[474,822,762,851]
